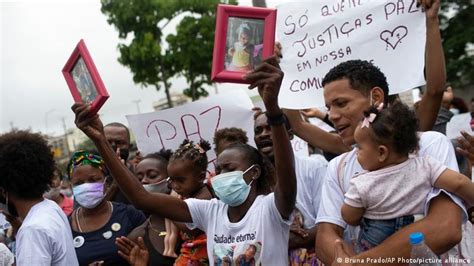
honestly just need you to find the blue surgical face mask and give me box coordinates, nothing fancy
[211,165,256,206]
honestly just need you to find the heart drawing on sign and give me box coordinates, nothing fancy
[380,26,408,50]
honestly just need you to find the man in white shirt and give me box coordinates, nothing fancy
[0,130,78,266]
[314,58,470,264]
[253,112,327,252]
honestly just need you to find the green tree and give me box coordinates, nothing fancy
[252,0,266,7]
[101,1,176,107]
[76,138,98,153]
[101,0,237,105]
[440,0,474,89]
[166,15,214,100]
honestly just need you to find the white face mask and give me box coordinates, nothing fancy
[143,178,170,194]
[72,182,105,209]
[44,187,61,199]
[449,108,460,115]
[60,188,73,198]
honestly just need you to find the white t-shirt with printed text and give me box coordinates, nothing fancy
[185,193,291,265]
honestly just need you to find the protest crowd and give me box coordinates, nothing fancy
[2,0,474,265]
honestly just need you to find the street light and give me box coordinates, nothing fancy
[45,109,56,134]
[132,100,141,114]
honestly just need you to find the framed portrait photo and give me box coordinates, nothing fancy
[211,4,276,84]
[62,39,109,115]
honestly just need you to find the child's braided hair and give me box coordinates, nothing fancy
[170,139,212,173]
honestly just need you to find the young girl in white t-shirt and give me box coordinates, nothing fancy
[341,102,474,251]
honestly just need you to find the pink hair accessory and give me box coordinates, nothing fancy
[361,103,384,128]
[194,144,205,154]
[377,103,384,111]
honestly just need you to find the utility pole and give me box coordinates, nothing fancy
[62,117,71,157]
[132,100,142,114]
[45,108,56,134]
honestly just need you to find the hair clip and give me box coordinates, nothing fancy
[361,114,376,128]
[361,103,384,128]
[194,144,205,154]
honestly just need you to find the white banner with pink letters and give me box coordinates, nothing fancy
[127,90,255,172]
[277,0,426,109]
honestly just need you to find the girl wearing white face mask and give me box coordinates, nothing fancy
[125,150,179,266]
[67,151,146,266]
[43,167,74,216]
[72,56,297,265]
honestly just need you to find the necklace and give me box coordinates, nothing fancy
[147,216,167,237]
[75,201,113,233]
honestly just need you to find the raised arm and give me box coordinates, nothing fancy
[284,109,351,154]
[415,0,446,131]
[72,103,192,222]
[244,56,296,219]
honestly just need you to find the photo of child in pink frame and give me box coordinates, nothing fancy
[211,4,276,84]
[62,39,109,116]
[225,18,264,72]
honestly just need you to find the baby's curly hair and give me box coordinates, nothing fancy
[0,130,55,199]
[170,139,211,173]
[364,102,419,155]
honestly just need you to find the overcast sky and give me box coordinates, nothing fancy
[0,0,287,136]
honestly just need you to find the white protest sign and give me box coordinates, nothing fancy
[277,0,426,109]
[127,90,255,172]
[446,113,473,140]
[291,135,309,157]
[308,117,335,133]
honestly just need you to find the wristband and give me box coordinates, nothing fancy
[266,112,285,126]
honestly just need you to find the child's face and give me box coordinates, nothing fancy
[239,32,249,45]
[354,123,383,171]
[244,246,256,258]
[167,159,204,198]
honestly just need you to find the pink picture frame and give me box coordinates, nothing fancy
[211,4,276,84]
[62,39,109,115]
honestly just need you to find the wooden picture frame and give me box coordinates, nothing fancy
[211,4,276,84]
[62,39,109,115]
